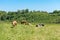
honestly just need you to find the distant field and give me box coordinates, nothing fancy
[0,22,60,40]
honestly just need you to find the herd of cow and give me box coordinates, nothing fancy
[12,20,44,28]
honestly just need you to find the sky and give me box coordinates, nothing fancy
[0,0,60,12]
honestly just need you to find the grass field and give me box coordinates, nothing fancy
[0,22,60,40]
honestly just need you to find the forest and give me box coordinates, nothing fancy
[0,9,60,23]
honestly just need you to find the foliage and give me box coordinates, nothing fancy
[0,9,60,23]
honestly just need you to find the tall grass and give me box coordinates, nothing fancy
[0,22,60,40]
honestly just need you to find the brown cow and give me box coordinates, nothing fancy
[21,20,29,25]
[11,20,17,28]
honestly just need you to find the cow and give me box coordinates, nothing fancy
[36,23,44,27]
[11,20,17,28]
[21,20,29,25]
[39,23,44,26]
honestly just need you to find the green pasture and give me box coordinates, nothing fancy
[0,22,60,40]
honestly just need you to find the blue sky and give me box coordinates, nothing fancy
[0,0,60,12]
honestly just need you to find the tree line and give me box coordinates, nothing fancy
[0,9,60,23]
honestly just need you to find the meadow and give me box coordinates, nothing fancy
[0,22,60,40]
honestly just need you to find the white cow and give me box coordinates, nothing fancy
[12,20,17,27]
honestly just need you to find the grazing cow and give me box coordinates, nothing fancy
[21,20,29,25]
[39,23,44,26]
[36,23,44,27]
[12,20,17,27]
